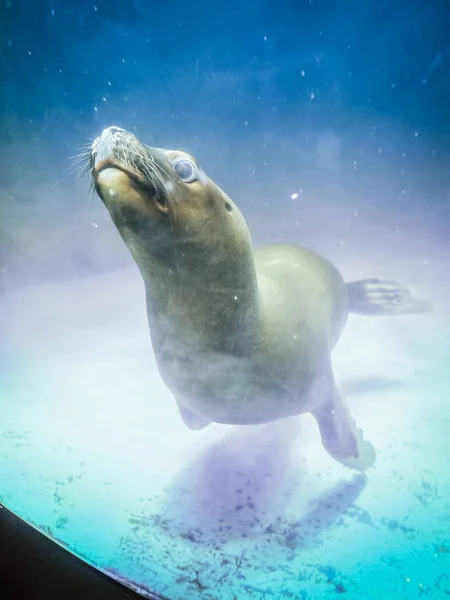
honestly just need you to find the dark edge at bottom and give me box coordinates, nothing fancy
[0,502,169,600]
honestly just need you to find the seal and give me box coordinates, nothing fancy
[88,126,431,471]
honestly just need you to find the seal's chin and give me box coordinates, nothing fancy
[93,167,158,237]
[94,159,154,193]
[95,166,132,197]
[95,165,127,183]
[92,150,170,214]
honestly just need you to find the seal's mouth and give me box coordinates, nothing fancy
[89,127,170,210]
[94,157,155,193]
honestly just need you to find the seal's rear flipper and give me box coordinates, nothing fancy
[176,401,212,430]
[347,278,432,316]
[312,388,376,471]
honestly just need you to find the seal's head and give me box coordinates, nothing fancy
[90,126,251,271]
[89,126,258,351]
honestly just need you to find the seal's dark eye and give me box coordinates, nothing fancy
[173,159,196,182]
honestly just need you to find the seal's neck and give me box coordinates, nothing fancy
[130,239,259,357]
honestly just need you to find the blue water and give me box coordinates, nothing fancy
[1,1,450,598]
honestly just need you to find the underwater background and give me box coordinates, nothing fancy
[1,0,450,598]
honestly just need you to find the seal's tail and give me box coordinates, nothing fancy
[346,278,432,316]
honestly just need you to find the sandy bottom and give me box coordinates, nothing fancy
[0,236,449,600]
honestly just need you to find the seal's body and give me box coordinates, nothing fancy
[89,126,431,471]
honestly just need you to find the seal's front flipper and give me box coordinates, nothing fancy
[347,278,432,316]
[312,388,376,471]
[176,401,211,430]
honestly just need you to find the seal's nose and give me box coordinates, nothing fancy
[91,126,127,170]
[101,126,125,140]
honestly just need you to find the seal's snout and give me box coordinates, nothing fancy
[97,126,127,151]
[90,126,171,213]
[91,126,129,173]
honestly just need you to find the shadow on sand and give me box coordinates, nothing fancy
[159,417,369,548]
[161,418,302,543]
